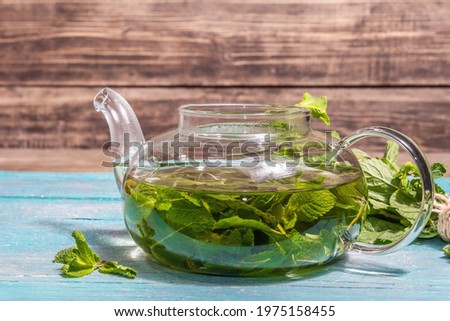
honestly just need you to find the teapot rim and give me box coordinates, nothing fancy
[179,103,311,117]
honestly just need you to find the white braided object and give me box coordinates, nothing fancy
[434,193,450,242]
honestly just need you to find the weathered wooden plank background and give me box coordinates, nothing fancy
[3,0,450,87]
[0,0,449,160]
[1,86,449,151]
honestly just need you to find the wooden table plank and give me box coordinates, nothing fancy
[1,0,450,86]
[0,171,117,198]
[0,171,448,198]
[0,172,449,300]
[1,86,449,151]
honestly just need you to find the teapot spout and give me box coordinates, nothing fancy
[93,88,145,191]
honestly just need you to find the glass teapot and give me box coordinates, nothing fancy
[93,88,434,277]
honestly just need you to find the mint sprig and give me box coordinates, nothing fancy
[354,141,448,245]
[53,231,137,279]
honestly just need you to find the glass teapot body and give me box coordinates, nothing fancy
[122,104,367,276]
[93,88,434,277]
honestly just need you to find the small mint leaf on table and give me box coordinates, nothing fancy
[295,92,330,126]
[71,230,101,266]
[53,247,77,264]
[53,245,97,278]
[444,245,450,258]
[53,230,137,279]
[98,261,138,279]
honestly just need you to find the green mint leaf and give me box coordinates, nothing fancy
[53,246,77,264]
[295,92,330,126]
[270,120,291,131]
[392,162,419,190]
[128,182,156,208]
[61,262,96,278]
[124,195,154,224]
[430,165,447,194]
[419,223,438,239]
[127,179,281,245]
[285,190,336,223]
[180,192,202,207]
[156,201,173,211]
[71,230,101,266]
[214,216,283,238]
[382,140,399,170]
[165,200,216,239]
[389,189,418,223]
[281,206,297,230]
[330,130,341,140]
[209,194,279,226]
[240,231,304,267]
[248,194,279,212]
[332,181,367,211]
[54,231,137,279]
[241,229,337,272]
[241,248,287,269]
[431,163,447,179]
[351,148,371,159]
[293,176,325,190]
[209,228,255,246]
[358,217,406,244]
[357,156,398,210]
[355,140,447,246]
[98,261,137,279]
[53,231,100,278]
[444,245,450,258]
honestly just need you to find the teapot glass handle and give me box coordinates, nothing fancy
[332,126,434,254]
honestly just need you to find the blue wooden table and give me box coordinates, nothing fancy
[0,171,449,301]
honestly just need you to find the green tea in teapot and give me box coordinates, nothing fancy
[123,165,367,276]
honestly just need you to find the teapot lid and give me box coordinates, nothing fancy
[178,104,311,137]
